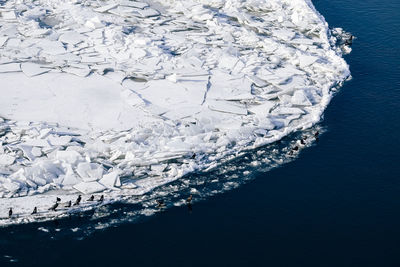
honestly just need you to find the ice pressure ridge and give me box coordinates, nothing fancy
[0,0,350,221]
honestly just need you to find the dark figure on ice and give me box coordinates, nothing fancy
[56,197,61,202]
[186,195,193,204]
[73,195,82,206]
[65,201,71,208]
[8,208,12,218]
[49,201,59,211]
[87,195,94,201]
[31,207,37,215]
[98,195,104,203]
[156,200,165,208]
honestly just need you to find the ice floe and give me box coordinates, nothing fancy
[0,0,352,225]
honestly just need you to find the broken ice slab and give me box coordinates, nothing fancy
[291,90,312,106]
[0,154,15,166]
[208,100,248,115]
[73,181,106,194]
[0,63,22,73]
[99,170,121,188]
[56,150,83,165]
[94,3,119,13]
[1,11,16,20]
[20,62,51,77]
[76,162,104,182]
[62,65,91,77]
[59,31,86,45]
[119,1,149,9]
[208,71,253,101]
[0,36,8,47]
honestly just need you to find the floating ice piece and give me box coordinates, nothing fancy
[37,40,66,55]
[135,8,160,18]
[99,170,120,188]
[291,90,312,106]
[94,3,119,13]
[2,11,16,20]
[299,54,319,68]
[59,31,85,45]
[73,181,105,194]
[85,17,103,29]
[0,36,8,47]
[48,135,72,146]
[0,63,21,73]
[62,65,91,77]
[76,162,103,182]
[56,150,83,165]
[20,63,50,77]
[0,154,15,166]
[208,100,247,115]
[208,71,253,100]
[120,1,149,9]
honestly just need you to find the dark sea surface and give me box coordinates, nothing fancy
[1,0,400,266]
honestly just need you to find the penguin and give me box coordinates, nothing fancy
[56,197,61,202]
[314,131,319,138]
[186,195,193,204]
[8,208,12,218]
[73,195,82,206]
[300,139,305,145]
[48,202,59,211]
[98,195,104,203]
[293,146,299,151]
[156,200,165,208]
[87,195,94,201]
[190,153,196,159]
[345,35,354,46]
[31,207,37,215]
[65,200,71,208]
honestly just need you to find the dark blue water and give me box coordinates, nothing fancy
[2,0,400,266]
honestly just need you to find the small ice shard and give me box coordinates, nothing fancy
[20,62,50,77]
[0,154,15,166]
[99,170,120,188]
[73,181,105,194]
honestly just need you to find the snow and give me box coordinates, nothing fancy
[0,0,352,225]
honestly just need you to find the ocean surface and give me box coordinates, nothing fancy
[1,0,400,266]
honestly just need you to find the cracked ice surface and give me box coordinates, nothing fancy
[0,0,350,224]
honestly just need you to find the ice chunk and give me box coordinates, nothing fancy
[76,162,103,182]
[99,170,120,188]
[56,150,83,164]
[59,31,85,45]
[21,63,50,77]
[73,181,105,194]
[291,90,312,106]
[0,63,22,73]
[208,100,247,115]
[0,154,15,166]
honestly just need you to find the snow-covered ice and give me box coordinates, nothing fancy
[0,0,352,225]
